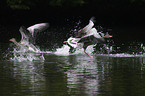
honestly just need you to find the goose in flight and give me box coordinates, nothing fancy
[64,20,112,58]
[9,23,49,52]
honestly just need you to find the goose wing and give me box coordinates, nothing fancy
[78,28,105,44]
[76,20,94,38]
[81,28,102,39]
[19,26,35,44]
[19,26,31,43]
[78,35,97,43]
[27,23,49,37]
[78,35,105,44]
[89,28,102,38]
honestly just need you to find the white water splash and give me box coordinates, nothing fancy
[85,45,95,54]
[54,44,95,56]
[10,43,45,62]
[54,45,70,56]
[10,40,145,62]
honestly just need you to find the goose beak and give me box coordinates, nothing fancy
[9,38,14,42]
[63,41,68,43]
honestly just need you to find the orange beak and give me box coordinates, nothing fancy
[63,41,67,43]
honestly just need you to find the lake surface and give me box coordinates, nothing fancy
[1,22,145,96]
[1,43,145,96]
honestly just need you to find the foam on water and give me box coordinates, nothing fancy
[39,43,145,58]
[54,45,70,56]
[9,41,145,62]
[53,42,145,58]
[10,42,45,62]
[53,44,95,56]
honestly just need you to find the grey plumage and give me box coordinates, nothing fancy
[65,19,112,58]
[19,23,49,44]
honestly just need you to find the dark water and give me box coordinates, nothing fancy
[1,21,145,96]
[1,53,145,96]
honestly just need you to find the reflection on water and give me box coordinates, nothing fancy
[1,54,145,96]
[0,61,46,96]
[66,56,99,95]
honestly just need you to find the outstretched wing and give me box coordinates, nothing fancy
[81,28,101,39]
[27,23,49,37]
[89,28,102,38]
[78,28,105,44]
[19,26,31,43]
[78,35,105,45]
[19,26,36,44]
[76,20,94,38]
[78,35,96,43]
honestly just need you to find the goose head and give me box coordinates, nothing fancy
[102,34,112,38]
[63,41,68,43]
[9,38,16,43]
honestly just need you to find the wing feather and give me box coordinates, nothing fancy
[27,23,49,37]
[19,26,34,44]
[76,20,94,37]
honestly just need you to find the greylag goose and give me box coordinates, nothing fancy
[9,23,49,52]
[64,20,112,58]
